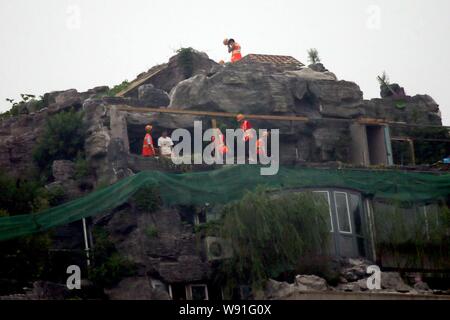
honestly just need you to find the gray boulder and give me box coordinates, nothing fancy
[105,277,170,300]
[138,84,170,107]
[138,49,219,94]
[380,272,413,293]
[47,89,82,113]
[168,62,362,130]
[52,160,75,181]
[295,275,329,291]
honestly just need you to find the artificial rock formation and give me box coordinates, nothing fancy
[0,49,447,299]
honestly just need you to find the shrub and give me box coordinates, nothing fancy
[132,185,162,213]
[176,47,195,78]
[104,81,129,97]
[0,232,53,291]
[0,171,46,216]
[307,48,321,64]
[46,185,67,207]
[373,201,450,269]
[217,188,331,294]
[74,153,90,180]
[145,225,159,239]
[1,95,47,118]
[89,228,136,288]
[33,109,86,177]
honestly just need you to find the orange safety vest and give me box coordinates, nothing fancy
[212,132,229,155]
[142,133,155,157]
[231,43,242,63]
[256,138,266,155]
[240,120,253,141]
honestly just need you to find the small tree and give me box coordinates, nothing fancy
[377,71,390,86]
[218,188,331,295]
[33,109,86,177]
[307,48,321,64]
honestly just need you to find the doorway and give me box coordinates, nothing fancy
[314,190,370,258]
[350,123,393,166]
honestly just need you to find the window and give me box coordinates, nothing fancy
[348,194,363,235]
[313,191,333,232]
[334,192,352,234]
[186,284,209,300]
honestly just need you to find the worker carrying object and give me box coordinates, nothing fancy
[211,128,229,155]
[142,125,156,157]
[236,114,253,142]
[223,38,242,63]
[256,131,269,156]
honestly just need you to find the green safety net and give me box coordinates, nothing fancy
[0,165,449,242]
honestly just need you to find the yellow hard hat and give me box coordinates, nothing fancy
[236,114,245,121]
[223,38,229,45]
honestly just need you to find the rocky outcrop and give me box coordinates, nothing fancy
[0,110,47,176]
[169,62,362,118]
[1,49,445,177]
[105,277,170,300]
[263,258,441,300]
[95,206,211,299]
[138,84,170,107]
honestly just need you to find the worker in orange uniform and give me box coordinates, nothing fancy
[256,131,270,157]
[142,125,156,157]
[223,38,242,63]
[211,128,229,156]
[236,114,253,142]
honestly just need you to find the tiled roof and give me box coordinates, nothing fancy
[239,54,304,67]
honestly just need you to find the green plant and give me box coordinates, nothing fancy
[409,127,450,164]
[145,225,159,239]
[132,185,162,213]
[0,171,46,216]
[89,228,137,288]
[33,109,86,177]
[46,185,67,207]
[307,48,321,64]
[373,201,450,269]
[217,188,330,295]
[377,71,390,86]
[0,232,53,290]
[1,94,47,118]
[74,153,90,180]
[176,47,195,78]
[104,81,130,97]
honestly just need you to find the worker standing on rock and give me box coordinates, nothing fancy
[142,125,156,157]
[223,38,242,63]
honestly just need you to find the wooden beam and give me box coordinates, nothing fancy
[115,105,310,122]
[112,105,450,129]
[115,65,166,97]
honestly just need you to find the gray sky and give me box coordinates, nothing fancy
[1,0,449,124]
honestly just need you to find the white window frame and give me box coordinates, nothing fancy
[186,284,209,301]
[422,204,440,240]
[333,191,353,234]
[313,191,334,232]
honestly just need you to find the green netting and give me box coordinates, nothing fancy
[0,165,449,241]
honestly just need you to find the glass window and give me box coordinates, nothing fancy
[313,191,333,232]
[189,285,208,300]
[348,194,363,235]
[334,192,352,233]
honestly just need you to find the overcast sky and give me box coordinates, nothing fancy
[1,0,449,124]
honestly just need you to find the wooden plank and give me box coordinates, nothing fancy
[112,105,450,129]
[115,105,310,122]
[115,64,167,97]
